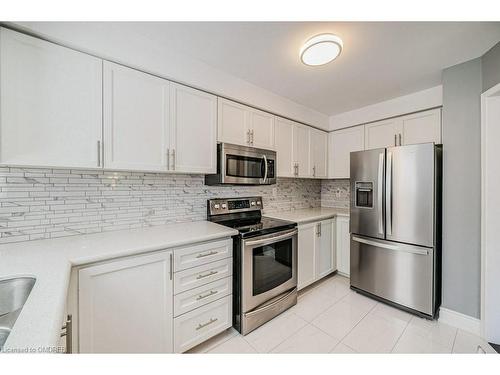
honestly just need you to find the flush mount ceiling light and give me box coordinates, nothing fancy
[300,34,343,66]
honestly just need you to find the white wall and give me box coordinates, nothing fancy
[10,22,329,130]
[329,86,443,130]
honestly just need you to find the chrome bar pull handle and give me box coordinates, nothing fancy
[196,250,218,258]
[97,141,101,167]
[196,317,218,331]
[169,253,173,280]
[262,154,268,183]
[394,134,397,146]
[196,270,218,279]
[247,129,251,144]
[166,148,170,171]
[60,314,72,354]
[172,149,176,170]
[196,290,218,301]
[398,133,402,146]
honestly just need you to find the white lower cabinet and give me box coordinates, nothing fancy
[173,295,232,353]
[297,218,336,290]
[336,216,351,276]
[77,237,233,353]
[78,251,174,353]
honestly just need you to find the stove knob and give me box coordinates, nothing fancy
[214,204,220,209]
[221,203,227,209]
[256,201,261,206]
[251,201,256,206]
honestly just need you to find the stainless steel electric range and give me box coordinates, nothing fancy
[207,196,298,335]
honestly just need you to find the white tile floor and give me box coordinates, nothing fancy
[188,274,497,354]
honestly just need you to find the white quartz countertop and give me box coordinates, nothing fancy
[0,221,238,353]
[265,207,349,224]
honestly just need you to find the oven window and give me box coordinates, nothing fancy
[226,154,264,178]
[252,238,293,296]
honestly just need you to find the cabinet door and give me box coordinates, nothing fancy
[103,61,169,171]
[298,222,316,290]
[310,128,328,178]
[328,125,365,178]
[274,117,295,177]
[401,108,441,145]
[79,251,173,353]
[293,124,311,177]
[336,217,350,276]
[217,98,250,146]
[170,83,217,173]
[0,28,102,169]
[364,118,402,149]
[249,108,275,149]
[316,219,335,279]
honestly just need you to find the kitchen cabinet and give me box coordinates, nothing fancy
[274,117,295,177]
[103,62,217,173]
[401,108,441,146]
[365,118,403,149]
[364,108,441,150]
[310,128,328,178]
[298,218,336,290]
[103,61,170,172]
[170,83,217,173]
[298,222,317,290]
[293,123,311,177]
[217,98,275,149]
[78,251,174,353]
[336,216,350,277]
[0,27,103,169]
[328,125,365,178]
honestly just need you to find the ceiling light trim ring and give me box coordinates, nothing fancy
[300,34,343,66]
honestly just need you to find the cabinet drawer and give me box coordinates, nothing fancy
[174,295,232,353]
[174,258,232,294]
[174,239,232,271]
[174,276,232,317]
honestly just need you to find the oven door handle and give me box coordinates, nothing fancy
[244,229,298,247]
[244,288,297,318]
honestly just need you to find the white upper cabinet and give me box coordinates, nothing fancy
[364,108,442,150]
[310,128,328,178]
[328,125,365,178]
[401,108,441,146]
[0,28,103,169]
[170,83,217,174]
[217,98,275,149]
[293,123,311,177]
[103,61,170,172]
[275,117,295,177]
[217,98,249,146]
[365,118,403,149]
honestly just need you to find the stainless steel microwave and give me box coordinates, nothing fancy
[205,143,276,185]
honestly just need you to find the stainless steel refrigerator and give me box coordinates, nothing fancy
[350,143,442,318]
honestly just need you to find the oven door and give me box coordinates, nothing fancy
[221,143,276,185]
[241,228,298,312]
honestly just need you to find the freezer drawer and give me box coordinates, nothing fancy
[350,235,435,316]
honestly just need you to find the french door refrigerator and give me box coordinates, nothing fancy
[350,143,442,318]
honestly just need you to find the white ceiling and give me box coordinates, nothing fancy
[120,22,500,115]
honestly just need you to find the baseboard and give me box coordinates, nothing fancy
[439,307,481,336]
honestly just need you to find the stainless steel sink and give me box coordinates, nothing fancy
[0,277,36,351]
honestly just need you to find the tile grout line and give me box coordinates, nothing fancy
[450,328,459,353]
[389,317,412,353]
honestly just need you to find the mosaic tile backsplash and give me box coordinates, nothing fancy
[321,179,350,209]
[0,167,322,244]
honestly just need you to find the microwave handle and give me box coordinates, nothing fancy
[262,154,268,183]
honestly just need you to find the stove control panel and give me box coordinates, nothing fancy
[208,197,263,216]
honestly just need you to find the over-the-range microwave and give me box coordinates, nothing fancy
[205,143,276,185]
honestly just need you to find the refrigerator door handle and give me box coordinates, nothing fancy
[377,152,384,235]
[386,151,393,236]
[351,236,429,255]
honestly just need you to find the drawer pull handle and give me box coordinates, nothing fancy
[196,317,218,331]
[196,250,218,258]
[196,270,218,279]
[196,290,218,300]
